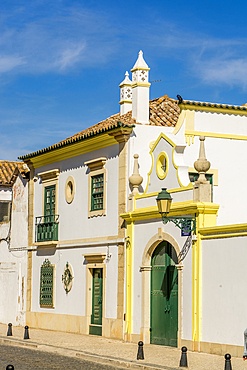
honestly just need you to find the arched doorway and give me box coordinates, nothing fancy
[150,240,178,346]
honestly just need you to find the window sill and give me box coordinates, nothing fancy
[88,209,106,218]
[34,241,58,248]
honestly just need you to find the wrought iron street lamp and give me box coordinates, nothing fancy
[156,188,196,235]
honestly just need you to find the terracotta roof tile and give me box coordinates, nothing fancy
[19,95,180,160]
[0,161,29,186]
[62,95,179,142]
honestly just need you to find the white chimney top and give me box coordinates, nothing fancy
[131,50,150,124]
[119,71,132,115]
[131,50,149,71]
[119,71,132,86]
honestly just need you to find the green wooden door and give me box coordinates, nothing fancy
[89,268,103,336]
[150,241,178,346]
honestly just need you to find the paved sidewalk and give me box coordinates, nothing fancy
[0,324,245,369]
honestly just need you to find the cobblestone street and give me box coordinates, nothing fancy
[0,344,129,370]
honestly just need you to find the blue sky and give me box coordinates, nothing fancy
[1,0,247,160]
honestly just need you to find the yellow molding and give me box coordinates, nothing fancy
[135,184,193,200]
[199,223,247,236]
[131,82,151,88]
[180,103,247,116]
[188,167,218,186]
[156,151,169,180]
[29,134,118,168]
[172,110,186,135]
[185,130,247,142]
[120,201,219,222]
[140,132,192,200]
[126,221,134,335]
[119,100,132,104]
[130,67,150,72]
[202,232,247,239]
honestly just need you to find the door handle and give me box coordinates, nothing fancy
[98,297,102,304]
[164,307,167,313]
[167,305,170,313]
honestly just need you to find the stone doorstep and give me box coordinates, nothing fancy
[0,335,178,370]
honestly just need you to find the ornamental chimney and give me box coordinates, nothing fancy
[119,71,132,115]
[131,50,150,124]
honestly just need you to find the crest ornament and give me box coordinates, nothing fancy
[62,262,74,293]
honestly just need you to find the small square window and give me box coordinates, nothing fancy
[0,202,10,222]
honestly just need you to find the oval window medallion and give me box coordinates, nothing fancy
[65,176,75,203]
[156,152,169,180]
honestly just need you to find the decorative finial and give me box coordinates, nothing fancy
[129,154,143,195]
[194,136,210,183]
[131,50,150,71]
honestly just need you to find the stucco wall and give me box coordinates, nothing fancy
[34,144,119,242]
[31,245,118,319]
[0,175,28,326]
[201,236,247,346]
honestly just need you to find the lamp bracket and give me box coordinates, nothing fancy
[162,216,196,234]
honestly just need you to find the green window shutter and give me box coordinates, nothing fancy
[40,259,54,307]
[44,185,56,221]
[91,174,104,211]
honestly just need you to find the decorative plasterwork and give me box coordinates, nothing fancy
[83,253,107,264]
[85,157,106,171]
[38,169,60,183]
[65,176,75,204]
[62,262,74,293]
[108,128,133,143]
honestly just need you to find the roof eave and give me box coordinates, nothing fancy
[18,121,135,161]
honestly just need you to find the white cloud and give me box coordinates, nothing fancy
[0,56,26,73]
[0,3,119,75]
[56,43,86,70]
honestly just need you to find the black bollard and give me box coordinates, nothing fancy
[7,323,12,336]
[137,341,144,360]
[179,346,188,367]
[6,365,14,370]
[24,325,29,340]
[224,353,232,370]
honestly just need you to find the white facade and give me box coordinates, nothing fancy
[0,174,28,326]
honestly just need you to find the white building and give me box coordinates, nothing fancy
[0,161,29,326]
[20,51,247,357]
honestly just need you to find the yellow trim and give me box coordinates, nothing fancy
[119,100,132,104]
[185,130,247,142]
[139,133,192,202]
[188,167,218,186]
[130,67,150,72]
[156,151,169,180]
[135,185,193,200]
[172,110,186,135]
[29,134,118,168]
[120,201,219,345]
[131,82,151,88]
[120,201,219,222]
[126,220,134,335]
[180,103,247,116]
[199,223,247,239]
[202,232,247,239]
